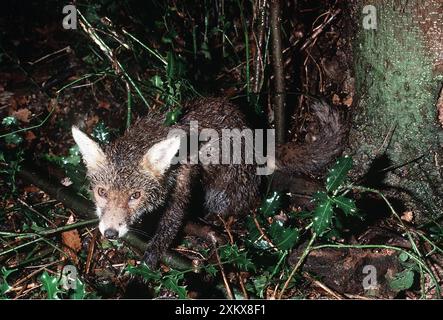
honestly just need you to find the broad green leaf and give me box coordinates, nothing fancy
[40,271,62,300]
[389,269,415,291]
[332,196,357,216]
[259,191,282,217]
[326,156,353,193]
[2,116,17,126]
[125,264,162,281]
[268,221,299,251]
[312,196,334,235]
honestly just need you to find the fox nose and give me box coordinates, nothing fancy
[104,228,119,239]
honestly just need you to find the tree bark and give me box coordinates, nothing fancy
[349,0,443,222]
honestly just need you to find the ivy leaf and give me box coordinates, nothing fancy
[332,196,357,216]
[326,156,353,193]
[259,191,282,217]
[268,221,299,250]
[125,264,162,282]
[164,108,182,126]
[312,195,334,235]
[2,116,17,126]
[389,269,415,292]
[40,271,62,300]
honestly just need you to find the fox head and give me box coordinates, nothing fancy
[72,126,181,239]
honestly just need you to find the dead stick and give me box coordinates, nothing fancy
[270,0,286,144]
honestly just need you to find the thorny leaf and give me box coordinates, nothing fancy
[0,267,17,296]
[40,271,63,300]
[259,191,282,218]
[220,244,255,271]
[125,264,162,282]
[326,156,352,193]
[71,279,86,300]
[163,271,187,299]
[332,195,357,216]
[312,193,334,236]
[268,221,299,251]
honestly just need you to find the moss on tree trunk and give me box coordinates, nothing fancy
[349,0,443,222]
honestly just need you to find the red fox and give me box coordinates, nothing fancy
[72,97,346,268]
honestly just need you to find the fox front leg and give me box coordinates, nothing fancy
[142,166,193,269]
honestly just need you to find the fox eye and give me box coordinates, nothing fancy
[130,192,141,200]
[97,187,108,198]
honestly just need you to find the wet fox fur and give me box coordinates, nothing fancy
[72,97,346,268]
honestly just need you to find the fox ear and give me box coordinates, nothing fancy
[72,126,107,171]
[141,135,181,176]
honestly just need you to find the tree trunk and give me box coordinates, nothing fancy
[349,0,443,222]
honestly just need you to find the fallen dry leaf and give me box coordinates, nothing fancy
[62,215,82,264]
[24,131,36,142]
[12,108,31,123]
[401,211,414,223]
[98,100,111,110]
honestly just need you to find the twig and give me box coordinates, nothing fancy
[85,229,99,275]
[270,0,286,144]
[302,271,344,299]
[210,234,234,299]
[252,211,278,251]
[27,46,71,65]
[278,233,317,299]
[218,215,249,299]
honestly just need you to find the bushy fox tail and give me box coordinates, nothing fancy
[276,101,348,178]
